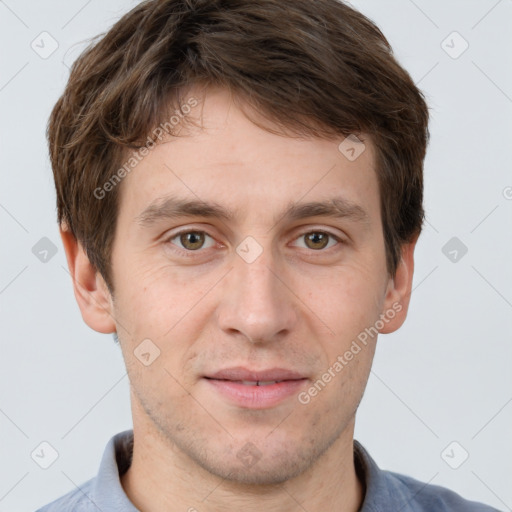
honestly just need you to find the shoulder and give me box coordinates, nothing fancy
[34,477,96,512]
[383,469,501,511]
[34,430,135,512]
[353,440,499,511]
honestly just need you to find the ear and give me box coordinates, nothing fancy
[60,226,116,334]
[378,236,418,334]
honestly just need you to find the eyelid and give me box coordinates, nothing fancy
[164,224,218,242]
[290,221,346,239]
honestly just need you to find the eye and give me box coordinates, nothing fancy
[168,230,216,251]
[293,231,341,251]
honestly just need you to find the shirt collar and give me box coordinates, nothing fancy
[92,429,138,511]
[354,439,396,511]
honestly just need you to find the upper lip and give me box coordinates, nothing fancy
[205,367,307,382]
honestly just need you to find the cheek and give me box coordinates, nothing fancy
[112,262,214,372]
[303,265,385,339]
[112,259,192,332]
[126,351,196,429]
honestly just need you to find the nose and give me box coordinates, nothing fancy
[216,244,298,344]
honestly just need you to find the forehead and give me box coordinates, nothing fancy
[116,87,380,229]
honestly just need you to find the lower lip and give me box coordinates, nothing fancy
[204,378,308,409]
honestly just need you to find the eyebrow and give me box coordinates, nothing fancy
[135,195,371,230]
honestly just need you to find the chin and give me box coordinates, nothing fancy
[185,438,322,486]
[201,457,309,486]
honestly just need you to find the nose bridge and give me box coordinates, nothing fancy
[217,240,297,342]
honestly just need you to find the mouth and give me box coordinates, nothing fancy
[208,379,289,386]
[203,367,309,409]
[204,366,307,382]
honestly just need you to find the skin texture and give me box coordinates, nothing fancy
[61,86,416,512]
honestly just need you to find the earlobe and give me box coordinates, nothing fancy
[60,226,117,334]
[379,238,417,334]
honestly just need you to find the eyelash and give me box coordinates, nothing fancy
[165,229,344,257]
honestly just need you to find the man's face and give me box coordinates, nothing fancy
[101,87,405,484]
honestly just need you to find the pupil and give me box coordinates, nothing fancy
[307,232,328,250]
[181,232,204,250]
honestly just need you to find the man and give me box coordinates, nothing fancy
[37,0,499,510]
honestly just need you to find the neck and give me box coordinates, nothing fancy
[121,417,365,512]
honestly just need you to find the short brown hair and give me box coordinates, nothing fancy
[48,0,429,293]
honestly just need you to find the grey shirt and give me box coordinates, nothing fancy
[36,429,500,511]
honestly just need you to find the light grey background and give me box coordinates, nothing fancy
[1,0,511,510]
